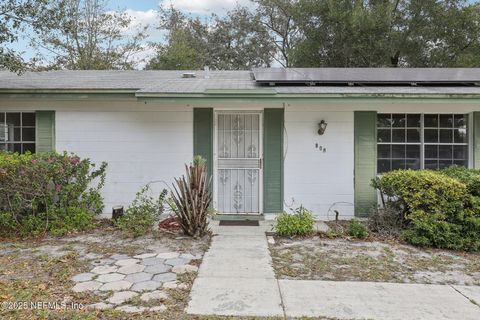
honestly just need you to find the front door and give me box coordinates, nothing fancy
[214,112,262,214]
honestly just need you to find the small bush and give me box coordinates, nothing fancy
[170,156,212,237]
[115,186,168,237]
[275,206,315,237]
[0,151,107,237]
[373,169,480,251]
[440,166,480,196]
[368,204,404,237]
[348,220,369,239]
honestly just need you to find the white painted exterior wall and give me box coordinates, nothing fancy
[0,96,193,216]
[284,105,355,219]
[55,108,193,213]
[1,95,480,219]
[282,100,480,219]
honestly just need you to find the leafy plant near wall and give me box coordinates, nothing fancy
[275,205,315,237]
[348,220,369,239]
[372,168,480,251]
[170,156,212,237]
[0,151,107,237]
[114,186,168,237]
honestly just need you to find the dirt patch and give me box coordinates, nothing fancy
[0,222,212,320]
[270,236,480,286]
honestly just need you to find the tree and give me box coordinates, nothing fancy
[146,5,275,70]
[0,0,57,72]
[290,0,480,67]
[253,0,300,67]
[33,0,148,70]
[205,7,275,70]
[145,28,201,70]
[146,6,205,70]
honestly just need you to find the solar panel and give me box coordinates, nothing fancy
[252,68,480,86]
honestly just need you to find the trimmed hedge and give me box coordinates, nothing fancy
[0,152,107,237]
[373,168,480,251]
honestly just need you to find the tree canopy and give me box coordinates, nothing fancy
[0,0,58,72]
[2,0,480,71]
[146,6,275,70]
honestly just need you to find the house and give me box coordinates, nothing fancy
[1,68,480,220]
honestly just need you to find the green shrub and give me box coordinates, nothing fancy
[275,206,315,237]
[440,166,480,196]
[115,186,168,237]
[348,220,369,239]
[373,169,480,251]
[0,151,107,237]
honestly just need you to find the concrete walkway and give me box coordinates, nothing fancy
[187,222,480,319]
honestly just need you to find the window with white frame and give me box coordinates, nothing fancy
[377,113,468,174]
[0,112,36,153]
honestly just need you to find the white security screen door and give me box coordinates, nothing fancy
[215,113,262,214]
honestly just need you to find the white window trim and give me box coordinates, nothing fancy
[377,112,470,172]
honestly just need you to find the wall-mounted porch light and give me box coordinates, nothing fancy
[318,120,328,135]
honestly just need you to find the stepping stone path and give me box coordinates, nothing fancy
[72,250,201,313]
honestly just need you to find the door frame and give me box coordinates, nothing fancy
[213,110,264,215]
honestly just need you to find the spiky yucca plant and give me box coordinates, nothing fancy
[170,156,212,237]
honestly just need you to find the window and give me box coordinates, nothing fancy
[0,112,36,153]
[377,113,468,173]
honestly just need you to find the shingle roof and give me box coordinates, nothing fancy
[1,69,480,95]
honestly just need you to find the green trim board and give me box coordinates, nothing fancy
[474,112,480,169]
[204,89,277,96]
[35,111,55,152]
[263,108,284,214]
[354,111,377,217]
[193,108,214,180]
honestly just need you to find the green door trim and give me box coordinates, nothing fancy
[474,112,480,169]
[193,108,214,179]
[35,110,55,153]
[354,111,377,217]
[263,108,284,214]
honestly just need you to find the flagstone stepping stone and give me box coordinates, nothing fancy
[91,265,118,275]
[110,254,131,260]
[172,264,198,274]
[134,253,157,259]
[72,272,95,282]
[165,258,189,266]
[115,259,140,266]
[180,253,196,260]
[118,264,145,275]
[84,253,103,260]
[96,273,125,283]
[140,290,169,302]
[88,302,113,310]
[72,281,102,293]
[152,272,176,282]
[91,258,115,266]
[142,257,165,266]
[131,280,162,292]
[107,291,138,305]
[149,305,167,312]
[156,252,179,259]
[125,272,152,283]
[99,280,132,291]
[144,264,171,274]
[116,305,148,314]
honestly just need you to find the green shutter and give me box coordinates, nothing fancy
[193,108,213,178]
[263,109,284,214]
[474,112,480,169]
[36,111,55,153]
[354,111,377,217]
